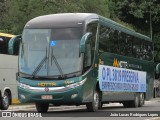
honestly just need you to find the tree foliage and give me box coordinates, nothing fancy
[109,0,160,61]
[0,0,160,61]
[0,0,110,34]
[109,0,160,34]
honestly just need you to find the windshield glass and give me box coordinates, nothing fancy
[19,28,83,77]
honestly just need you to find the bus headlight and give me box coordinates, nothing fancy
[66,78,87,89]
[18,82,31,90]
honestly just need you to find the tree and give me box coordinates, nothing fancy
[0,0,11,32]
[109,0,159,32]
[109,0,160,61]
[1,0,110,34]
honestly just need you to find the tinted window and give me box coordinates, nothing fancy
[110,30,119,53]
[0,36,10,54]
[99,24,153,61]
[99,25,110,53]
[119,32,126,55]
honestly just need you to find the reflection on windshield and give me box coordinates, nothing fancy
[50,48,64,78]
[32,47,48,77]
[19,28,83,77]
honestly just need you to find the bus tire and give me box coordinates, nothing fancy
[86,90,99,112]
[130,93,139,108]
[98,102,103,109]
[35,103,49,113]
[1,91,10,110]
[139,93,145,107]
[123,101,130,108]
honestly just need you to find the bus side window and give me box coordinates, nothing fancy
[148,43,153,60]
[124,36,129,56]
[112,30,119,53]
[126,35,133,57]
[134,38,141,59]
[140,41,145,60]
[109,29,116,53]
[132,37,137,58]
[119,32,126,55]
[145,41,153,61]
[99,25,110,53]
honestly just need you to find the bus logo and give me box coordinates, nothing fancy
[99,59,104,64]
[45,87,49,92]
[113,58,119,67]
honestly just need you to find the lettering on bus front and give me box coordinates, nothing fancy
[38,82,56,87]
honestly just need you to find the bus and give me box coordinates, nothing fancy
[0,33,20,110]
[11,13,154,112]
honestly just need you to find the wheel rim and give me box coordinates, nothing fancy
[3,95,9,107]
[94,91,99,109]
[135,94,139,107]
[140,93,144,104]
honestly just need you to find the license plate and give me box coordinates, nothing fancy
[41,95,53,100]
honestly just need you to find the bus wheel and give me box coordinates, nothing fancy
[130,93,139,108]
[86,90,99,112]
[1,91,10,110]
[35,103,49,112]
[98,102,103,109]
[139,93,145,107]
[123,101,130,108]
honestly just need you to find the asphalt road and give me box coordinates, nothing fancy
[1,98,160,120]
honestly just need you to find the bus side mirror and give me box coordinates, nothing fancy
[8,35,21,55]
[85,43,92,67]
[80,32,92,53]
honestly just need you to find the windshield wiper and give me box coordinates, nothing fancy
[32,48,48,77]
[51,48,64,78]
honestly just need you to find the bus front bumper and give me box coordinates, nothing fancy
[17,79,86,105]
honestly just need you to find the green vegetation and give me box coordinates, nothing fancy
[0,0,160,61]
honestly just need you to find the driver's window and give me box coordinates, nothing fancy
[84,22,98,72]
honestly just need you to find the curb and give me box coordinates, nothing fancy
[145,117,160,120]
[8,105,35,110]
[146,98,160,103]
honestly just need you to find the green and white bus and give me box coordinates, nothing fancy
[12,13,154,112]
[0,33,20,110]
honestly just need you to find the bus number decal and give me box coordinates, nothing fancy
[99,65,146,92]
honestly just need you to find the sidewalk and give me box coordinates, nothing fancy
[8,97,160,110]
[147,97,160,102]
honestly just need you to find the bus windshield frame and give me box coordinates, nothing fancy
[19,27,84,79]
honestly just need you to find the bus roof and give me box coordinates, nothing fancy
[25,13,99,28]
[99,16,151,42]
[24,13,151,42]
[0,32,15,38]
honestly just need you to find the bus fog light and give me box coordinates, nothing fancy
[71,94,78,99]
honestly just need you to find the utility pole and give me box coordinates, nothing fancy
[150,0,153,40]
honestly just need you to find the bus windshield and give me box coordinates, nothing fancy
[19,28,83,78]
